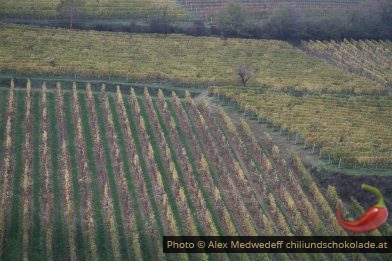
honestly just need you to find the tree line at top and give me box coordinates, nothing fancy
[41,0,392,40]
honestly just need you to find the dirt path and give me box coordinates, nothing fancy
[195,90,307,164]
[193,90,219,113]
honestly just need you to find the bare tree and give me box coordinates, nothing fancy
[235,64,253,87]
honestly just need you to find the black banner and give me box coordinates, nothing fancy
[163,236,392,253]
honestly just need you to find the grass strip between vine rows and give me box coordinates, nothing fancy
[30,91,42,260]
[63,91,87,260]
[167,101,225,234]
[108,94,152,259]
[93,93,131,260]
[0,89,9,161]
[138,97,186,233]
[122,96,166,259]
[5,90,26,260]
[152,99,205,235]
[78,92,110,261]
[166,100,239,261]
[47,92,68,259]
[139,96,197,261]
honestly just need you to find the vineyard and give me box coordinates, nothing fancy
[0,0,187,20]
[302,39,392,87]
[209,87,392,168]
[177,0,361,20]
[0,80,390,260]
[0,0,391,259]
[0,24,384,94]
[0,0,362,20]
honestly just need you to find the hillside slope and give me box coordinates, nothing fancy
[0,24,383,93]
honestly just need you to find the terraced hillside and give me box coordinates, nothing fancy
[0,24,383,94]
[1,80,390,260]
[0,0,187,20]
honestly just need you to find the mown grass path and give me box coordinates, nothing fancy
[5,90,26,260]
[63,92,87,261]
[78,92,110,261]
[93,92,131,260]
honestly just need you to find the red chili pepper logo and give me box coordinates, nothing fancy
[337,184,388,233]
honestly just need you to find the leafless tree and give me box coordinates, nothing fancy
[235,64,253,87]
